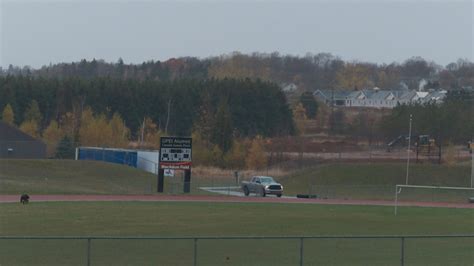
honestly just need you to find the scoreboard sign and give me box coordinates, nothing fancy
[159,137,192,170]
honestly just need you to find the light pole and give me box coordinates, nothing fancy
[406,114,413,185]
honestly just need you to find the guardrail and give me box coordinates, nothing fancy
[0,235,474,266]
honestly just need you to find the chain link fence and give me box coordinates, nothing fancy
[0,235,472,266]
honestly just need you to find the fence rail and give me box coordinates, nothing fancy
[1,235,473,266]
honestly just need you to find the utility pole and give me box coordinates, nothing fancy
[330,87,335,134]
[406,114,413,185]
[470,141,473,188]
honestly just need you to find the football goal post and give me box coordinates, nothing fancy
[394,184,474,215]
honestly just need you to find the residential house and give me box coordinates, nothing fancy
[313,87,447,109]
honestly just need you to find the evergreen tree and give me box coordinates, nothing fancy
[299,92,318,119]
[192,92,214,147]
[56,135,76,159]
[24,99,43,126]
[211,98,233,153]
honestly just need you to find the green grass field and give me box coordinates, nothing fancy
[0,159,157,194]
[1,159,472,203]
[0,201,473,265]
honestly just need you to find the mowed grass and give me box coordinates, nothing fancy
[0,159,233,195]
[279,163,473,201]
[1,159,473,202]
[0,202,473,265]
[0,159,157,195]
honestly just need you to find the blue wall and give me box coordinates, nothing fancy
[78,148,138,168]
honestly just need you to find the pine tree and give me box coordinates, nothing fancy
[193,92,214,147]
[299,92,318,119]
[24,100,43,126]
[56,135,75,159]
[2,104,15,125]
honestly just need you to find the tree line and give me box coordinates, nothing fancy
[2,53,473,92]
[380,90,474,144]
[0,76,294,162]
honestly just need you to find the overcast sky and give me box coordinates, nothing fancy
[1,0,472,68]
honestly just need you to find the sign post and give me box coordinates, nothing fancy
[158,137,192,193]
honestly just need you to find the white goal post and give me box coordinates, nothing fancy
[394,184,474,215]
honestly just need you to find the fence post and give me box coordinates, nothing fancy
[193,238,198,266]
[87,238,91,266]
[400,237,405,266]
[299,237,304,266]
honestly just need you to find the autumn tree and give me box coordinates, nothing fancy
[42,120,64,157]
[19,120,39,138]
[59,112,79,140]
[109,112,130,148]
[78,107,111,147]
[2,104,15,125]
[246,136,268,170]
[336,63,374,90]
[223,139,247,169]
[190,131,214,166]
[137,117,162,148]
[19,100,44,138]
[293,103,307,135]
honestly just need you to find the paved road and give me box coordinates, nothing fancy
[199,186,294,198]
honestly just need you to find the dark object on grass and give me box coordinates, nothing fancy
[469,197,474,203]
[296,194,318,199]
[20,194,30,204]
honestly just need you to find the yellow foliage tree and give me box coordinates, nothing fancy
[19,120,39,138]
[109,112,130,148]
[336,63,374,90]
[246,136,268,170]
[42,120,64,157]
[211,144,224,167]
[224,139,247,169]
[137,117,162,149]
[79,108,112,147]
[293,103,307,135]
[60,112,77,138]
[191,131,214,166]
[2,104,15,125]
[208,54,271,81]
